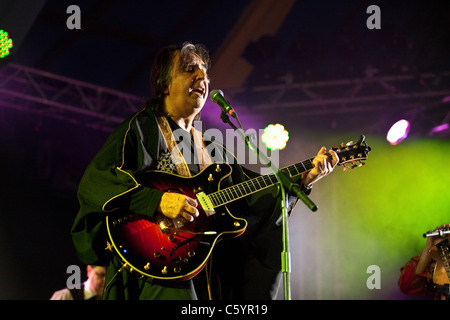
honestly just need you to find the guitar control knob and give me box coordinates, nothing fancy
[193,186,203,194]
[174,267,181,274]
[188,250,195,257]
[154,252,161,258]
[161,266,168,274]
[168,235,176,242]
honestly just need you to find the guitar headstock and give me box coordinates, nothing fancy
[332,135,371,171]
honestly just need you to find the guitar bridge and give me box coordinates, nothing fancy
[196,191,215,216]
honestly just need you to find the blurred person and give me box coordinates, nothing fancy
[50,265,106,300]
[399,224,450,300]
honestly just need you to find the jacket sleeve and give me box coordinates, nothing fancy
[70,112,164,265]
[398,256,433,296]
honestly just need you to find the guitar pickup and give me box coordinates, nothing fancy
[196,192,215,217]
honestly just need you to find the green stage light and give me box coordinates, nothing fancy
[261,124,289,150]
[0,29,14,59]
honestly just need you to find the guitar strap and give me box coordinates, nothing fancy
[156,116,212,177]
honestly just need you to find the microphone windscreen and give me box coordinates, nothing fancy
[209,89,223,102]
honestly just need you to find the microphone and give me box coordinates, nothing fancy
[209,89,237,118]
[423,227,450,238]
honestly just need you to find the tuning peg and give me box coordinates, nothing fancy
[343,164,350,172]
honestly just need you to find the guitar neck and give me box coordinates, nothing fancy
[203,135,371,209]
[207,156,318,208]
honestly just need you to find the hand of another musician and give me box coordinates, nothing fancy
[156,192,199,222]
[301,146,339,187]
[426,224,450,250]
[416,224,450,275]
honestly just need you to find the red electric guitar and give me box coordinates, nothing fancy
[106,135,371,283]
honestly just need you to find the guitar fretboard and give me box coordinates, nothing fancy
[207,157,317,208]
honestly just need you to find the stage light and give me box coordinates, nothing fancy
[261,124,289,150]
[429,123,449,137]
[0,29,13,59]
[386,119,410,145]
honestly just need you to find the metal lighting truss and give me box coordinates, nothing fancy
[227,71,450,118]
[0,62,449,133]
[0,62,143,131]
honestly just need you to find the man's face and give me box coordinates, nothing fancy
[88,266,106,296]
[164,51,209,119]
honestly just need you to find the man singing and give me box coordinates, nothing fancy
[71,42,338,300]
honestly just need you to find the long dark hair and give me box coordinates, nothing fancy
[146,42,210,116]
